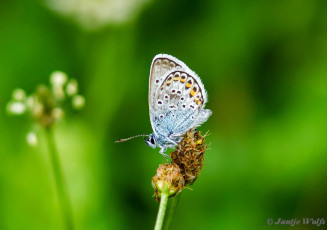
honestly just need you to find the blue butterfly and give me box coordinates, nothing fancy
[117,54,211,158]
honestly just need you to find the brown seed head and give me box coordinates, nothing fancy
[171,129,208,185]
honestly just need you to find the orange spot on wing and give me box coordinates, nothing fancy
[180,78,186,83]
[166,79,173,85]
[190,89,197,97]
[194,98,202,105]
[186,83,192,88]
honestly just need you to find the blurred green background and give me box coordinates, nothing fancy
[1,0,327,229]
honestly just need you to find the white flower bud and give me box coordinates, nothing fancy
[50,71,67,86]
[6,101,26,115]
[46,0,149,30]
[26,96,35,111]
[52,107,65,119]
[52,85,65,100]
[26,132,38,146]
[72,95,85,109]
[32,101,44,118]
[12,88,26,101]
[66,79,78,96]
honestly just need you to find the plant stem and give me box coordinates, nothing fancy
[45,127,74,230]
[154,184,169,230]
[163,194,181,230]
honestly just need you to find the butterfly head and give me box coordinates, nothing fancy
[144,133,157,149]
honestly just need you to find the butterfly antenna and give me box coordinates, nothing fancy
[115,134,149,143]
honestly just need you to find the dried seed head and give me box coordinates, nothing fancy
[152,163,184,201]
[171,129,208,186]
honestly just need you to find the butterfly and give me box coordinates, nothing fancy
[116,54,212,158]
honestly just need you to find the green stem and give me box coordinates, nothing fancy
[154,184,169,230]
[45,127,74,230]
[163,194,181,230]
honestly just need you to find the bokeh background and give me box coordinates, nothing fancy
[1,0,327,229]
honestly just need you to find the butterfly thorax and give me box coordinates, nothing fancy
[145,133,181,151]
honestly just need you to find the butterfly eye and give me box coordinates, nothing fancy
[145,135,156,148]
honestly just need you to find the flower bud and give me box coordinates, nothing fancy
[6,101,26,115]
[152,163,184,201]
[72,95,85,110]
[34,85,56,127]
[66,79,78,96]
[50,71,67,86]
[52,107,65,120]
[12,88,26,101]
[26,132,38,146]
[7,71,85,133]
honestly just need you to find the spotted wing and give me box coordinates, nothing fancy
[152,69,211,137]
[149,54,190,135]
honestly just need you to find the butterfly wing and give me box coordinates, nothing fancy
[149,54,190,135]
[152,68,211,139]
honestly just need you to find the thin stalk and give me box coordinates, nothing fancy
[154,184,169,230]
[45,127,74,230]
[163,194,181,230]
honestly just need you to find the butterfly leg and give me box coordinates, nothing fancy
[167,136,179,146]
[159,146,170,161]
